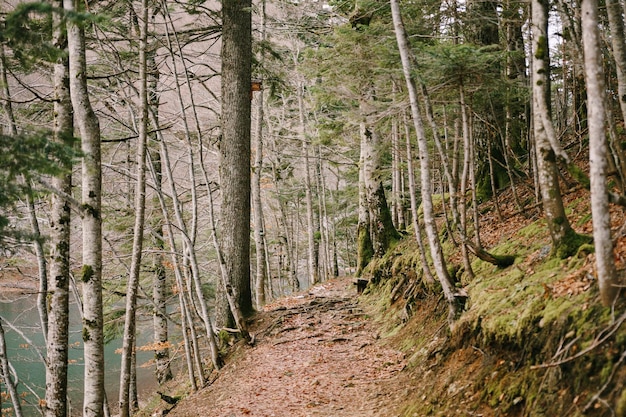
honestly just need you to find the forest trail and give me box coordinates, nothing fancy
[165,277,411,417]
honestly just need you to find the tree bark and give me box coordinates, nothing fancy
[532,0,584,258]
[582,0,619,305]
[391,0,466,325]
[44,3,73,414]
[0,319,22,417]
[298,82,320,287]
[218,0,254,327]
[360,122,400,259]
[65,0,105,413]
[252,0,268,307]
[119,1,148,414]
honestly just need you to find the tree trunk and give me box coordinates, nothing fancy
[532,0,585,258]
[218,0,254,328]
[391,0,466,325]
[582,0,619,305]
[403,116,435,284]
[45,3,73,414]
[459,85,476,279]
[119,1,148,414]
[298,83,319,287]
[356,132,373,276]
[252,0,268,307]
[360,123,400,259]
[0,319,22,417]
[65,0,105,413]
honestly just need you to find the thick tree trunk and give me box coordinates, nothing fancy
[361,123,400,259]
[218,0,254,328]
[356,134,373,276]
[582,0,619,305]
[65,0,105,413]
[45,3,73,414]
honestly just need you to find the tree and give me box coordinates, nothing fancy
[390,0,466,325]
[65,0,105,414]
[119,0,148,414]
[217,0,254,328]
[44,2,73,416]
[531,0,587,258]
[581,0,619,305]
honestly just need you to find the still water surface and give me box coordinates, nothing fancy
[0,294,159,416]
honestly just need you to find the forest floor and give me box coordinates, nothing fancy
[163,277,414,417]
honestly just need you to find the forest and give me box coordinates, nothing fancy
[1,0,626,414]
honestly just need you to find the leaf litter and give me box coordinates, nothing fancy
[166,277,409,417]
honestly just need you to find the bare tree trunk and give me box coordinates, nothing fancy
[218,0,254,329]
[298,83,319,287]
[403,116,435,284]
[147,156,199,389]
[119,0,148,414]
[44,6,73,412]
[65,0,105,413]
[459,86,475,279]
[532,0,584,258]
[252,0,268,307]
[391,0,466,325]
[582,0,619,305]
[0,319,22,417]
[146,38,173,387]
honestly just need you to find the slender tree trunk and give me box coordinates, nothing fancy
[582,0,619,305]
[44,8,73,412]
[252,0,268,307]
[459,86,475,279]
[391,0,466,325]
[532,0,582,258]
[148,156,199,389]
[403,116,435,284]
[65,0,105,413]
[119,1,148,414]
[0,319,22,417]
[298,83,319,287]
[146,35,173,387]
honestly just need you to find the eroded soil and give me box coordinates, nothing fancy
[166,278,410,417]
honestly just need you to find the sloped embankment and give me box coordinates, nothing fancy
[364,188,626,416]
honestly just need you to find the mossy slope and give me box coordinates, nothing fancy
[361,194,626,417]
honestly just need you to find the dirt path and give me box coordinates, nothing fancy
[166,277,409,417]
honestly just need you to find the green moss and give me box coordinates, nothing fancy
[553,229,592,259]
[535,36,547,60]
[82,327,90,342]
[81,264,94,283]
[567,163,590,189]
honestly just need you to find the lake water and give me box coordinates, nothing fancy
[0,294,160,416]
